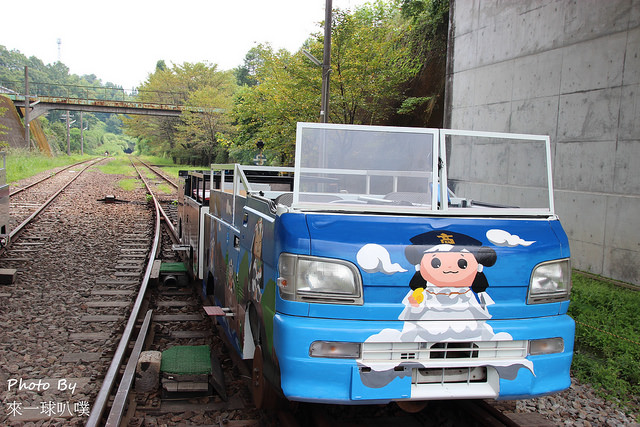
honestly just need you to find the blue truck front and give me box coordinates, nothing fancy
[272,212,574,404]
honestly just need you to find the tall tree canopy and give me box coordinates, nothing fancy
[229,0,448,165]
[123,61,236,164]
[231,44,320,165]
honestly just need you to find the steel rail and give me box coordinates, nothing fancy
[7,158,102,244]
[460,400,524,427]
[133,159,179,241]
[9,159,93,197]
[105,310,153,427]
[86,163,163,426]
[135,157,179,189]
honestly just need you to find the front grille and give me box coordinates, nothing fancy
[413,366,487,384]
[361,340,527,363]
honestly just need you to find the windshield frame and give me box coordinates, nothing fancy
[290,123,555,217]
[292,122,439,214]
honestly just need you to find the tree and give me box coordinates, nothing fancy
[231,44,320,165]
[0,106,8,150]
[123,61,236,164]
[231,1,429,164]
[396,0,449,127]
[234,47,266,87]
[326,1,421,125]
[105,115,123,135]
[175,74,236,165]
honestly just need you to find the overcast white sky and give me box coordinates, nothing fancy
[0,0,370,90]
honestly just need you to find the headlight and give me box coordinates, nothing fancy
[529,338,564,355]
[309,341,361,358]
[527,259,571,304]
[277,253,363,305]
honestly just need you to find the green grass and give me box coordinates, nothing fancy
[139,155,176,167]
[96,156,136,176]
[156,183,174,194]
[118,178,142,191]
[5,149,93,183]
[161,165,207,179]
[139,155,206,179]
[569,272,640,412]
[95,156,144,191]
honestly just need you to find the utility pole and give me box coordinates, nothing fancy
[24,67,30,150]
[321,0,332,123]
[80,111,84,156]
[66,111,71,155]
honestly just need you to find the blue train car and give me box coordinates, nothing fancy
[188,123,574,408]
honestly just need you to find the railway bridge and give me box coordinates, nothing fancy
[1,75,221,150]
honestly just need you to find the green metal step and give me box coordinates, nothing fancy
[160,345,211,376]
[159,262,188,274]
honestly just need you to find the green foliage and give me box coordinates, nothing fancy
[5,149,91,183]
[394,0,449,126]
[231,45,318,165]
[230,1,449,164]
[234,48,264,87]
[1,45,137,155]
[397,96,434,115]
[569,273,640,407]
[138,155,177,167]
[137,155,200,179]
[156,183,173,194]
[329,1,421,124]
[123,62,236,166]
[0,105,7,149]
[105,115,123,135]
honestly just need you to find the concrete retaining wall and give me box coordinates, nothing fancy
[446,0,640,284]
[0,95,28,150]
[0,96,53,155]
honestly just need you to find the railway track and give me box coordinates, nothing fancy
[0,157,556,426]
[86,160,263,426]
[7,158,100,245]
[0,157,153,425]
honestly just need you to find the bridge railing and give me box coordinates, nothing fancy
[0,79,188,107]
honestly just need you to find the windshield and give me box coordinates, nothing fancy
[442,130,554,215]
[293,123,437,212]
[292,123,554,216]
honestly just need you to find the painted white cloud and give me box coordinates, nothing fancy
[356,244,407,274]
[486,229,535,247]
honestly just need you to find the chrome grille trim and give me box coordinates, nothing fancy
[361,340,528,363]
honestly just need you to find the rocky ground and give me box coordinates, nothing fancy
[0,162,152,426]
[515,377,639,426]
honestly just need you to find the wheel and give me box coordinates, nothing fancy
[251,345,278,409]
[396,400,429,413]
